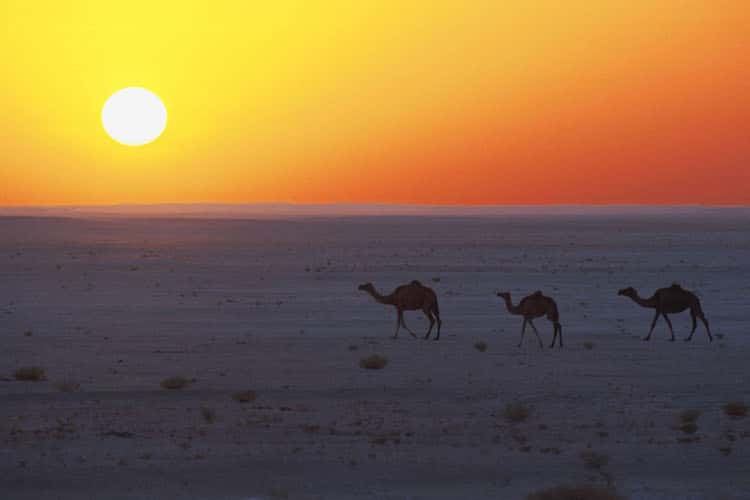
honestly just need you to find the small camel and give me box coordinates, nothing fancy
[358,281,442,340]
[618,284,712,342]
[497,291,562,348]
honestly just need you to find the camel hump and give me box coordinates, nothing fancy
[670,283,683,289]
[532,290,543,296]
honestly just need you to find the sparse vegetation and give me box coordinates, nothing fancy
[580,449,609,470]
[526,484,625,500]
[504,402,531,423]
[474,340,488,352]
[359,354,388,370]
[160,376,190,390]
[722,401,747,418]
[679,422,698,434]
[232,390,257,403]
[583,341,594,350]
[200,407,216,423]
[676,409,701,434]
[14,367,46,381]
[55,381,80,392]
[679,409,702,424]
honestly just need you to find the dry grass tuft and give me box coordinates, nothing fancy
[232,390,257,403]
[160,376,190,390]
[722,401,747,418]
[474,340,488,352]
[14,367,46,381]
[679,409,702,424]
[679,422,698,434]
[359,354,388,370]
[580,449,609,470]
[526,484,625,500]
[201,407,216,423]
[504,402,531,423]
[55,381,80,392]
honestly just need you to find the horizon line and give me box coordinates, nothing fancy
[1,202,749,219]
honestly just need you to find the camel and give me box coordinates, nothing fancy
[358,280,442,340]
[618,284,712,342]
[496,291,562,348]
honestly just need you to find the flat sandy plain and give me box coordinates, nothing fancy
[1,208,749,499]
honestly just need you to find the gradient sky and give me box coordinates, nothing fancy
[1,1,748,206]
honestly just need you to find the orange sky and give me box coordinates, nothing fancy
[1,1,748,206]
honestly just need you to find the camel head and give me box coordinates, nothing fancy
[496,291,510,299]
[618,287,636,298]
[358,282,375,293]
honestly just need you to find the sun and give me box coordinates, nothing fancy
[101,87,167,146]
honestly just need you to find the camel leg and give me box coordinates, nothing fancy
[393,310,403,339]
[549,322,562,348]
[685,312,698,341]
[400,313,417,338]
[422,310,435,340]
[433,308,442,341]
[662,313,675,341]
[528,320,544,349]
[699,314,713,342]
[548,327,556,348]
[644,310,660,341]
[518,319,528,347]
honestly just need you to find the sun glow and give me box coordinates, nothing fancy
[2,2,749,205]
[101,87,167,146]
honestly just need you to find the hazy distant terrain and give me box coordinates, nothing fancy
[1,211,749,499]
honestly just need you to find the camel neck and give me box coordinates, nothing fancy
[368,288,394,305]
[630,292,657,308]
[501,295,520,315]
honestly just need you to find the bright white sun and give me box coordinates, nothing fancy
[102,87,167,146]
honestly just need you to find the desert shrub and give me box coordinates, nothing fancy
[679,409,701,424]
[55,381,80,392]
[160,376,190,390]
[232,390,257,403]
[526,484,625,500]
[583,341,594,350]
[14,367,46,381]
[679,422,698,434]
[504,402,531,423]
[359,354,388,370]
[580,450,609,469]
[722,401,747,418]
[200,407,216,423]
[474,340,488,352]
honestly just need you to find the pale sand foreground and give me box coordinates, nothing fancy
[1,213,749,499]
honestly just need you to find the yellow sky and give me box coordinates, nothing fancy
[2,1,748,205]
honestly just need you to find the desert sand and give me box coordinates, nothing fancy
[1,210,749,499]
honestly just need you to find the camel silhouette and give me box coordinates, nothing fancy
[358,281,442,340]
[497,291,562,348]
[618,284,712,342]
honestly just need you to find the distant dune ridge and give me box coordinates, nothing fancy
[0,203,749,219]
